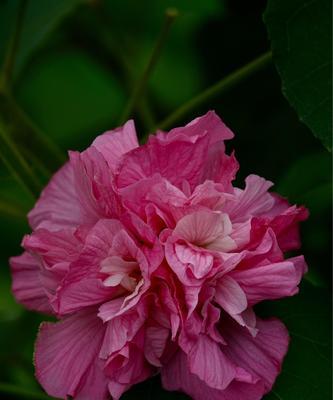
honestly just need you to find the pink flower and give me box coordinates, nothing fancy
[10,111,308,400]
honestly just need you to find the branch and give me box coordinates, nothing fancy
[154,51,272,132]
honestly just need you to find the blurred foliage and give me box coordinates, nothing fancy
[264,0,332,150]
[0,0,331,399]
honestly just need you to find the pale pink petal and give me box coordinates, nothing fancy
[174,243,214,280]
[215,275,248,316]
[225,175,275,223]
[92,120,139,171]
[35,309,109,400]
[10,252,52,314]
[174,210,236,252]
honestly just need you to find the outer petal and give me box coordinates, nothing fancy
[225,175,275,223]
[160,110,234,145]
[69,147,123,222]
[251,205,309,252]
[92,120,139,171]
[35,309,109,400]
[162,350,265,400]
[230,256,307,305]
[28,162,82,231]
[187,334,240,390]
[117,133,211,191]
[10,252,52,314]
[222,316,289,393]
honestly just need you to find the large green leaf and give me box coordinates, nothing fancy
[264,0,332,150]
[261,283,332,399]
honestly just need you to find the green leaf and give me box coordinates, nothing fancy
[260,282,332,399]
[276,152,331,204]
[264,0,332,150]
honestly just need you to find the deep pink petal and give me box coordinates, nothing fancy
[69,147,123,223]
[92,119,139,171]
[231,256,307,305]
[187,334,239,390]
[162,349,265,400]
[222,316,289,393]
[10,252,52,314]
[28,162,82,231]
[162,110,234,145]
[35,309,109,400]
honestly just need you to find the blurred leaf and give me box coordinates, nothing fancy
[277,152,332,287]
[104,0,224,111]
[17,51,126,150]
[264,0,332,150]
[0,0,82,77]
[261,282,332,399]
[276,152,331,204]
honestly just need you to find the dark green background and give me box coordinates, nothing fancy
[0,0,331,399]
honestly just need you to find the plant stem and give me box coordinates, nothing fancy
[0,0,28,92]
[0,382,51,399]
[0,199,26,219]
[155,51,272,131]
[0,121,41,199]
[118,8,179,124]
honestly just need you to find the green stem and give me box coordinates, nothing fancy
[118,8,179,124]
[155,51,272,132]
[0,199,26,218]
[0,93,65,171]
[0,121,41,199]
[0,382,51,399]
[0,0,28,92]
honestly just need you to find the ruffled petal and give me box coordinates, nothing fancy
[10,252,52,314]
[222,316,289,392]
[162,349,265,400]
[92,119,139,171]
[35,309,109,400]
[231,256,307,305]
[215,275,248,316]
[28,162,82,231]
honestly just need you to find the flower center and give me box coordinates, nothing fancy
[100,255,140,292]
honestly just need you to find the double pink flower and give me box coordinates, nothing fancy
[10,111,308,400]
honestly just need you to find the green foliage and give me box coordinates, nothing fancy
[0,0,331,399]
[264,0,332,150]
[0,0,81,77]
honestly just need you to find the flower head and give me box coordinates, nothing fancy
[10,111,308,400]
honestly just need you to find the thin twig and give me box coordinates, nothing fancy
[153,51,272,132]
[118,8,179,124]
[0,0,28,92]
